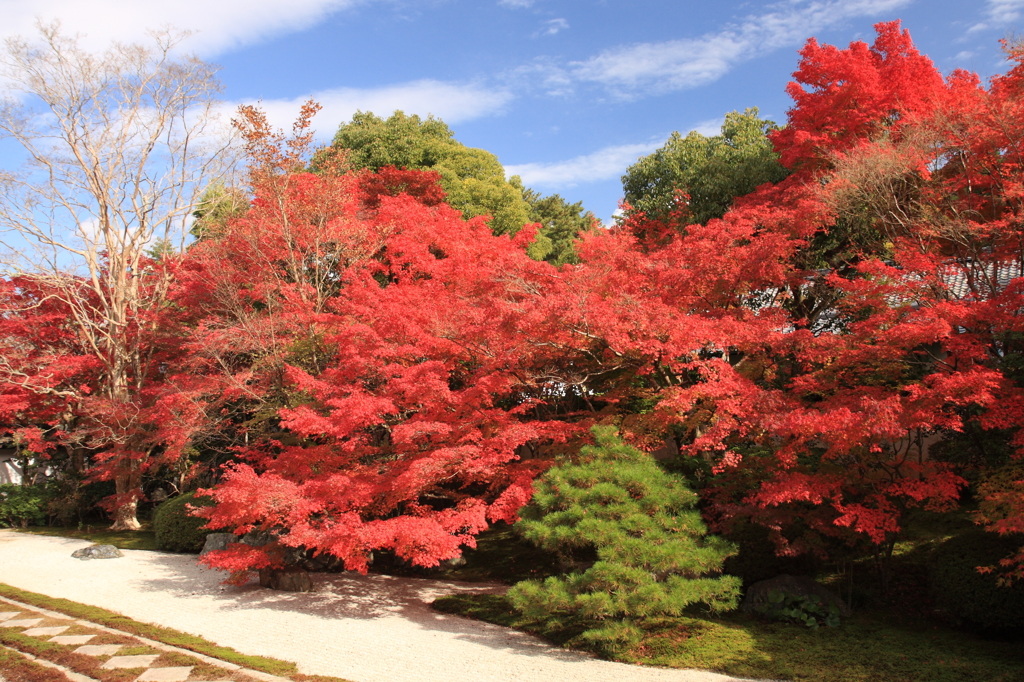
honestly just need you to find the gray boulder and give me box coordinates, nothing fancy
[199,533,237,557]
[71,544,123,560]
[259,567,313,592]
[741,574,851,617]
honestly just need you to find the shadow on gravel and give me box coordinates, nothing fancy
[134,552,591,664]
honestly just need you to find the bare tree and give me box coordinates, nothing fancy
[0,22,236,529]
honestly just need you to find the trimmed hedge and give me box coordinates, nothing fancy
[928,529,1024,630]
[153,491,215,553]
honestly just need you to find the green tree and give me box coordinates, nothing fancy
[508,426,740,649]
[622,108,789,226]
[511,176,597,264]
[190,180,249,240]
[332,111,531,238]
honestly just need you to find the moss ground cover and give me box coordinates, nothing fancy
[431,507,1024,682]
[0,645,74,682]
[0,584,354,681]
[433,593,1024,682]
[16,525,159,551]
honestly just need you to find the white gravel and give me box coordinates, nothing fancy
[0,530,767,682]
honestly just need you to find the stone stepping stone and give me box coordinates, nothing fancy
[75,644,123,656]
[1,618,43,628]
[23,626,70,637]
[101,654,159,669]
[135,667,193,681]
[0,612,20,620]
[50,634,95,645]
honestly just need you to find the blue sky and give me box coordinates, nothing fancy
[3,0,1023,223]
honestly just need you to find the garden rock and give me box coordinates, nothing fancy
[259,567,313,592]
[741,574,850,617]
[71,544,123,560]
[199,533,237,557]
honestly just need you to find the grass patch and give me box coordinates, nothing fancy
[15,526,158,551]
[0,645,73,682]
[433,593,1024,682]
[0,583,327,679]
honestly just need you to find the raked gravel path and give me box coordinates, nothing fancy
[0,530,768,682]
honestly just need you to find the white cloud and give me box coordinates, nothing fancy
[498,0,534,7]
[505,141,662,187]
[0,0,366,56]
[231,80,515,139]
[690,117,726,137]
[970,0,1024,33]
[540,19,569,37]
[570,0,912,97]
[987,0,1024,23]
[504,116,734,188]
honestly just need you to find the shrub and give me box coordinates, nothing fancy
[0,484,48,528]
[508,426,741,651]
[754,588,841,630]
[153,492,215,553]
[928,529,1024,630]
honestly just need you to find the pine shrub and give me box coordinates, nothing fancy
[508,426,741,650]
[153,492,215,553]
[0,484,48,528]
[928,529,1024,630]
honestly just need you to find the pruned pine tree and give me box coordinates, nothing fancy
[509,426,740,648]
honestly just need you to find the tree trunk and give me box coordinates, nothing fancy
[110,469,142,531]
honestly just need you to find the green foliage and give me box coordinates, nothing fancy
[621,108,788,226]
[928,529,1024,630]
[152,491,215,553]
[508,426,740,648]
[0,484,48,528]
[332,111,532,239]
[511,176,597,264]
[754,589,841,630]
[190,180,249,240]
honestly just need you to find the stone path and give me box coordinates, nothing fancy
[0,530,768,682]
[0,595,286,682]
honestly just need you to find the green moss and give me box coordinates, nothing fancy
[16,526,158,551]
[433,594,1024,682]
[0,645,73,682]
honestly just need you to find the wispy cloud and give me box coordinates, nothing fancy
[505,117,729,188]
[505,141,662,187]
[539,18,569,37]
[986,0,1024,23]
[234,80,514,139]
[498,0,534,8]
[0,0,367,56]
[569,0,912,98]
[970,0,1024,33]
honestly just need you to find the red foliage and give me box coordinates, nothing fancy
[7,24,1023,585]
[358,165,446,209]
